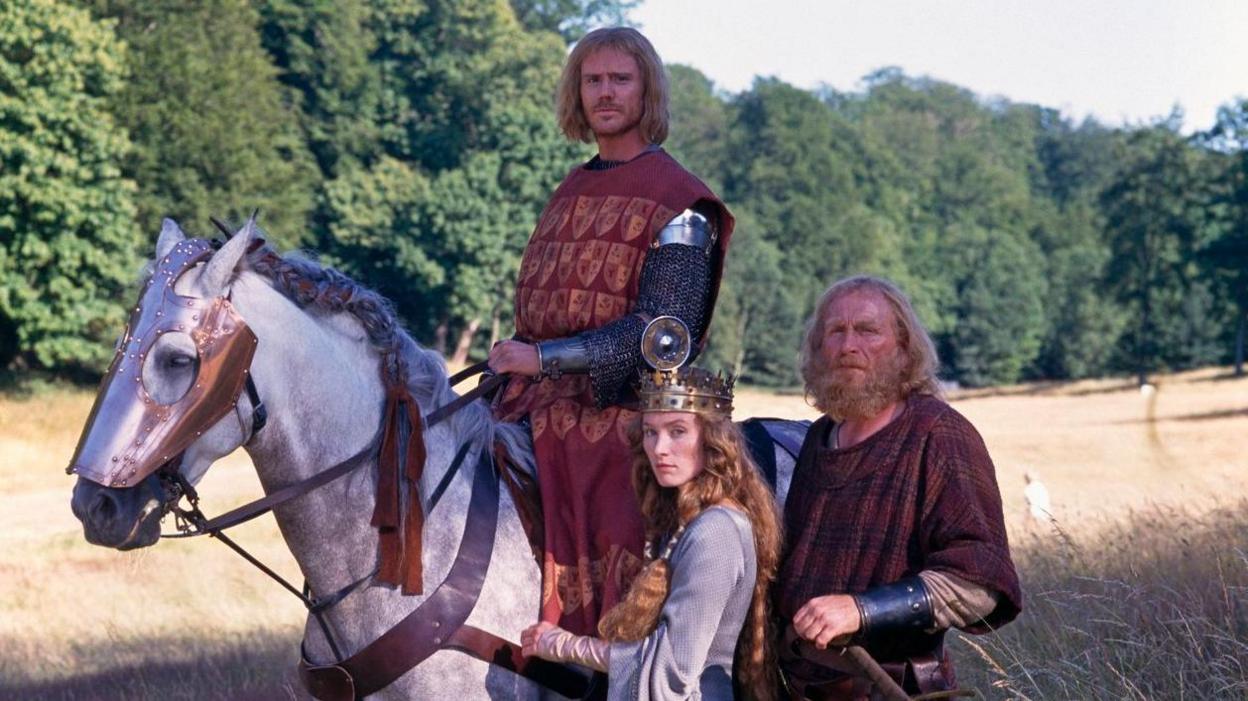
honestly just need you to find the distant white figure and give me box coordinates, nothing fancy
[1023,470,1053,525]
[1139,382,1156,397]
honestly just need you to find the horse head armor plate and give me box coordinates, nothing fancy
[68,238,258,487]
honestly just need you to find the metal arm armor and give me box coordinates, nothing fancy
[652,205,718,251]
[852,576,936,644]
[536,238,715,407]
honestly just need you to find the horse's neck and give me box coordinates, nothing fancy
[231,275,385,598]
[232,273,483,641]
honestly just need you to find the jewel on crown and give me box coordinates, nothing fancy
[637,316,734,419]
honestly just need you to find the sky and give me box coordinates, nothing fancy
[631,0,1248,133]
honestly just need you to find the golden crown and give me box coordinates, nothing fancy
[639,366,735,418]
[637,316,735,419]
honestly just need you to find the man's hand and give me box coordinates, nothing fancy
[793,594,862,649]
[488,339,540,377]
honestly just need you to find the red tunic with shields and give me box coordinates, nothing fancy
[495,150,732,634]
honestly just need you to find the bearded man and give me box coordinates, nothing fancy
[488,27,733,636]
[777,276,1021,700]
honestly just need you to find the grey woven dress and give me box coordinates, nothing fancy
[608,505,757,700]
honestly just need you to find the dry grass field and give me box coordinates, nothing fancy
[2,367,1245,699]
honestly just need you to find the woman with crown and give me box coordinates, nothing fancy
[521,318,783,700]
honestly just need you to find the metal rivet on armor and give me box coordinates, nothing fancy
[111,456,119,462]
[906,585,914,593]
[432,637,442,645]
[135,440,142,446]
[432,621,440,628]
[912,603,921,611]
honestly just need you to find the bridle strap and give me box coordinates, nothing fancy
[169,362,490,540]
[163,431,381,538]
[243,372,267,439]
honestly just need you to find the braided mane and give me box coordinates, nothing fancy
[246,245,450,411]
[237,242,532,469]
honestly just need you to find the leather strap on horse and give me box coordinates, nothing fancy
[493,441,544,568]
[446,624,592,700]
[304,447,496,698]
[302,445,591,700]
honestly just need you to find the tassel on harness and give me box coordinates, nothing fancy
[371,383,428,595]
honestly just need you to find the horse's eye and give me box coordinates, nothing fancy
[165,353,195,370]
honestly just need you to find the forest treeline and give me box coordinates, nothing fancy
[3,0,1246,387]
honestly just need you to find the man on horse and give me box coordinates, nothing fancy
[778,275,1022,700]
[488,26,733,637]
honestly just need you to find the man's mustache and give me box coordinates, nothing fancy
[833,361,869,370]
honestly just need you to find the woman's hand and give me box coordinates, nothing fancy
[520,621,610,671]
[793,594,862,649]
[488,339,540,377]
[521,621,557,658]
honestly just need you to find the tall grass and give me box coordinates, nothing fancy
[951,502,1248,700]
[0,630,301,701]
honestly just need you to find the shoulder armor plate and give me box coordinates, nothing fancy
[653,208,716,250]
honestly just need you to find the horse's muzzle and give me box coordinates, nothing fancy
[71,474,164,550]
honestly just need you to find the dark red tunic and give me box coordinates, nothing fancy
[778,395,1022,688]
[495,149,732,635]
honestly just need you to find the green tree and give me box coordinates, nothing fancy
[1103,124,1220,383]
[0,0,140,375]
[724,78,874,298]
[946,229,1048,386]
[664,64,729,193]
[509,0,638,42]
[257,0,381,179]
[1202,99,1248,375]
[319,0,583,358]
[703,212,803,386]
[89,0,317,245]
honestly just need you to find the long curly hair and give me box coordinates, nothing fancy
[598,414,782,701]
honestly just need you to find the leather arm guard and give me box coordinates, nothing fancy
[852,576,935,643]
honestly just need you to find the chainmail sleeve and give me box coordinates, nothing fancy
[582,242,714,407]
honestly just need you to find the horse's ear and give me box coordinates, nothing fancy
[194,217,257,297]
[156,218,186,260]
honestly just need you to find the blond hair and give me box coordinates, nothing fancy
[555,27,670,144]
[799,275,943,407]
[599,415,781,701]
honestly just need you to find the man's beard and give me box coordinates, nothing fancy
[809,351,907,421]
